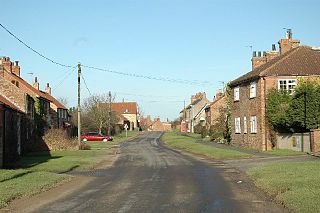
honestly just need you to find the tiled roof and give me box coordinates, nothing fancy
[111,102,137,114]
[0,94,23,112]
[230,46,320,86]
[2,68,67,109]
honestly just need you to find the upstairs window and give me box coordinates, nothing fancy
[234,86,240,101]
[235,117,241,133]
[278,79,296,94]
[250,82,256,98]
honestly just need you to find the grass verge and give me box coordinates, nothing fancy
[248,161,320,213]
[266,149,307,156]
[162,132,252,159]
[0,169,69,208]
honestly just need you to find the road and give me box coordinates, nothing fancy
[33,132,287,213]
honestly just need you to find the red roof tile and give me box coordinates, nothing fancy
[230,46,320,86]
[111,102,137,114]
[2,68,67,109]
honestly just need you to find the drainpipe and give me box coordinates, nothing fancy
[263,77,268,151]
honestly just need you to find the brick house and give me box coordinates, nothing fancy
[0,57,68,129]
[147,118,172,132]
[180,92,210,133]
[229,31,320,150]
[111,102,139,130]
[205,90,227,128]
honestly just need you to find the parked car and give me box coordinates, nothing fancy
[81,132,113,142]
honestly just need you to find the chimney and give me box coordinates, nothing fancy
[278,29,300,55]
[12,61,20,77]
[33,77,39,90]
[272,44,276,51]
[215,90,224,100]
[252,50,267,70]
[45,83,51,95]
[252,51,257,57]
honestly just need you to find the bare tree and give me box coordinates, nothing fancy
[57,97,68,107]
[81,93,119,134]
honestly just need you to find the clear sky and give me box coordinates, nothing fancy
[1,0,320,120]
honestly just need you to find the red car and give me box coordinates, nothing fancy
[81,132,113,142]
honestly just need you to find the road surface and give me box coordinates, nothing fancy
[34,132,287,213]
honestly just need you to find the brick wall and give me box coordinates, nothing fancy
[209,95,227,126]
[0,107,4,168]
[0,77,26,112]
[311,130,320,153]
[231,79,264,150]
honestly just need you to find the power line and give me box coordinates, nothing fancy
[80,72,92,96]
[53,67,76,90]
[0,22,74,68]
[81,64,211,85]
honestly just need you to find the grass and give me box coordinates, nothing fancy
[162,132,252,159]
[0,130,139,208]
[0,169,69,208]
[248,161,320,213]
[266,148,307,156]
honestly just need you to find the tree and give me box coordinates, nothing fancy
[267,79,320,132]
[267,89,292,131]
[81,93,119,134]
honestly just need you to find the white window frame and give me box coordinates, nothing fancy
[250,116,257,133]
[235,117,241,133]
[278,79,296,94]
[250,81,256,98]
[234,86,240,101]
[244,116,247,134]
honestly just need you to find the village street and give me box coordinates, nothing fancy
[20,132,286,213]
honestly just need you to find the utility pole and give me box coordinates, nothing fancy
[77,63,81,149]
[108,91,112,136]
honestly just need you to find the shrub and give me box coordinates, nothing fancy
[42,129,78,151]
[79,142,91,150]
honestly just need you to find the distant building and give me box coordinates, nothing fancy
[148,118,172,132]
[180,92,210,133]
[111,102,139,130]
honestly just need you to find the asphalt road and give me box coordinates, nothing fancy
[34,132,287,213]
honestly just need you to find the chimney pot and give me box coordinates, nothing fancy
[258,51,262,57]
[253,51,257,57]
[272,44,276,51]
[35,77,38,83]
[45,82,51,95]
[263,51,267,56]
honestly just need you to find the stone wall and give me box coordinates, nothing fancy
[311,129,320,153]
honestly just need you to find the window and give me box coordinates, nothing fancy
[278,79,296,94]
[235,117,241,133]
[234,86,240,101]
[250,82,256,98]
[244,116,247,134]
[250,116,257,133]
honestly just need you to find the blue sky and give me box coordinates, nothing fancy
[1,0,320,120]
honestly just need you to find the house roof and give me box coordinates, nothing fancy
[111,102,137,114]
[230,46,320,86]
[2,67,67,109]
[0,94,23,112]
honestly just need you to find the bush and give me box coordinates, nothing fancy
[42,129,78,151]
[79,142,91,150]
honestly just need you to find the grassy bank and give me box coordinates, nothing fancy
[248,161,320,213]
[0,169,69,208]
[0,130,139,208]
[266,148,307,156]
[162,132,252,159]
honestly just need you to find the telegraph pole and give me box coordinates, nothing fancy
[108,91,112,136]
[77,63,81,149]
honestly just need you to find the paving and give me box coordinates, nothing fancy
[28,132,287,213]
